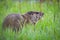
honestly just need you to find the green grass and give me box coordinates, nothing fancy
[0,1,60,40]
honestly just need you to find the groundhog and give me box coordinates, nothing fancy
[2,11,44,31]
[2,13,24,31]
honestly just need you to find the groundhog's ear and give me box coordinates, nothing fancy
[27,11,33,15]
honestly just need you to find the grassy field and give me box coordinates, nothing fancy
[0,1,60,40]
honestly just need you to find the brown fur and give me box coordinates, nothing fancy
[2,14,24,31]
[2,11,44,31]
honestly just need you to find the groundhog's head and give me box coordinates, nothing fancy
[27,11,44,24]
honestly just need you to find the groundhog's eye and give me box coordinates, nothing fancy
[31,13,33,15]
[36,12,39,14]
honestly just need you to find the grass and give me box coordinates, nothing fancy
[0,1,60,40]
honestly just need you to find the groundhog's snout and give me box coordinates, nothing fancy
[40,12,44,16]
[42,13,44,15]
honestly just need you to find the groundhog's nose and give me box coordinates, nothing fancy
[42,13,44,15]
